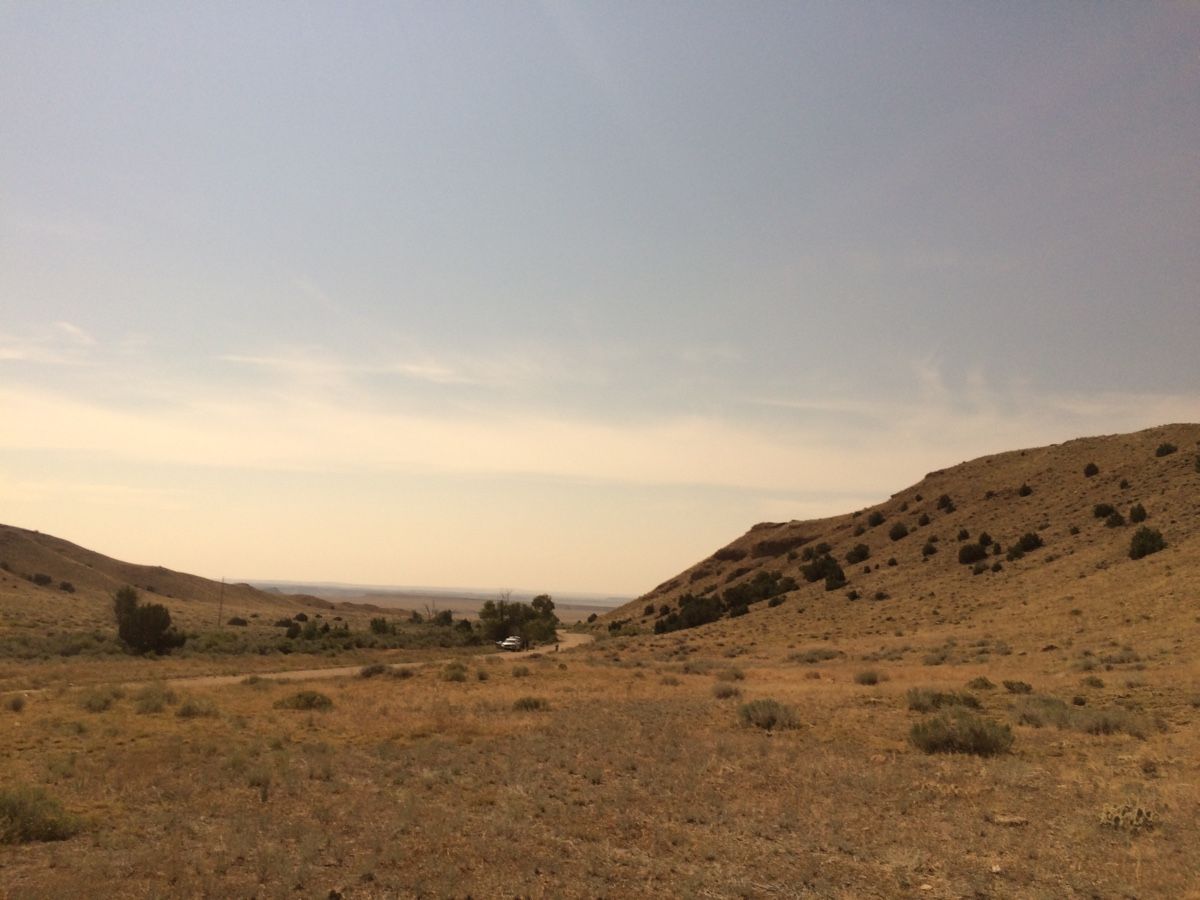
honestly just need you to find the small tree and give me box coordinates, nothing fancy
[1129,527,1165,560]
[1083,462,1099,477]
[113,586,185,655]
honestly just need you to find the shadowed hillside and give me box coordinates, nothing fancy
[602,424,1199,655]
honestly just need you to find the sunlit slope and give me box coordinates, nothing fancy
[605,424,1199,651]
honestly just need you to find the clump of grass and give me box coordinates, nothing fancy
[176,697,219,719]
[788,647,842,664]
[0,785,81,844]
[442,661,468,682]
[906,688,980,712]
[78,685,123,713]
[966,676,996,690]
[712,682,741,699]
[511,664,531,678]
[1003,680,1033,694]
[6,695,26,713]
[715,667,745,682]
[909,711,1013,756]
[738,698,801,731]
[854,669,887,686]
[1100,802,1155,832]
[512,696,549,712]
[360,663,389,678]
[388,666,416,680]
[134,682,178,714]
[1081,675,1105,689]
[1014,695,1150,738]
[273,691,333,711]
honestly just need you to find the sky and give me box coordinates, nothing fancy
[2,2,1198,597]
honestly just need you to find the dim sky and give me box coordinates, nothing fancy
[2,2,1198,597]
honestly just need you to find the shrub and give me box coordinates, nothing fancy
[511,665,531,678]
[1081,675,1105,689]
[790,647,842,664]
[845,544,870,564]
[1129,503,1147,523]
[1083,462,1099,477]
[906,688,980,712]
[917,513,930,526]
[512,696,549,712]
[1093,503,1115,518]
[966,676,995,690]
[1018,483,1032,497]
[1003,680,1033,694]
[79,686,123,713]
[0,786,81,844]
[909,711,1013,756]
[888,523,909,541]
[958,544,988,565]
[7,695,26,713]
[442,662,468,682]
[1129,527,1166,560]
[936,494,952,510]
[274,691,333,711]
[1014,532,1043,553]
[823,570,846,591]
[886,557,897,567]
[176,697,219,719]
[360,663,389,678]
[738,698,801,731]
[922,542,937,557]
[1105,511,1125,528]
[713,547,747,562]
[1154,442,1177,457]
[134,683,177,714]
[867,511,885,527]
[226,617,248,627]
[712,682,741,700]
[58,581,75,593]
[112,586,185,655]
[854,669,886,685]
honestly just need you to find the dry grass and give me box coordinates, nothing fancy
[2,425,1198,895]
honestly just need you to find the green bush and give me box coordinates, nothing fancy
[909,711,1013,756]
[958,544,988,565]
[1105,511,1125,528]
[738,698,801,731]
[1093,503,1115,518]
[1129,503,1147,523]
[1154,442,1176,457]
[1129,527,1166,560]
[274,691,333,711]
[845,544,870,564]
[888,522,909,541]
[112,586,185,655]
[134,683,177,714]
[867,511,885,527]
[0,785,81,844]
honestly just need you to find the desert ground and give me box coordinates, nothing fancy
[2,425,1198,898]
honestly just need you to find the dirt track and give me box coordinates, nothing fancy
[159,630,594,690]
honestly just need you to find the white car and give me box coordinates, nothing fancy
[496,636,524,652]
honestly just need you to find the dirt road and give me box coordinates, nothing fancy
[160,630,594,690]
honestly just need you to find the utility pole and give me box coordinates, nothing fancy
[216,577,225,629]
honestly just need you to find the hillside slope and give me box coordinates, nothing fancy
[0,524,333,634]
[604,424,1199,655]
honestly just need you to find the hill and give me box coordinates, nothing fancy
[0,524,338,636]
[602,423,1199,656]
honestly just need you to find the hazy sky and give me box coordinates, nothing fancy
[3,3,1197,596]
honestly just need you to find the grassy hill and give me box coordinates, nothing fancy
[601,423,1199,660]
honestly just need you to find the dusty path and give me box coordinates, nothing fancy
[159,630,594,690]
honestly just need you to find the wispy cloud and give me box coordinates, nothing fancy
[0,323,97,365]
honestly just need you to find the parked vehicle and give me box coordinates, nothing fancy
[496,636,524,652]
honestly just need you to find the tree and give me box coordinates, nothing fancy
[477,591,559,645]
[112,586,185,655]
